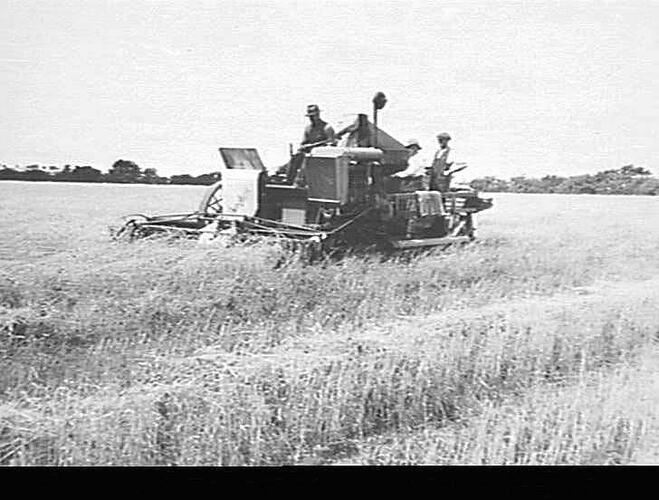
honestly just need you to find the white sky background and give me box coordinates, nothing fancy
[1,0,658,179]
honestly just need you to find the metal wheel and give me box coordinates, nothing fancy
[198,181,223,215]
[449,214,475,240]
[464,214,475,240]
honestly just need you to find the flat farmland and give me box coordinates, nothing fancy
[1,181,658,465]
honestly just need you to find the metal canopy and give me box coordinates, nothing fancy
[219,147,266,171]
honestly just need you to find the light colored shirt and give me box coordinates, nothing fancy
[392,152,432,178]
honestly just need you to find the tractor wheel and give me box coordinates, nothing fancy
[448,214,475,240]
[464,214,475,240]
[198,181,223,215]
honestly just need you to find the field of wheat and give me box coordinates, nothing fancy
[0,180,658,465]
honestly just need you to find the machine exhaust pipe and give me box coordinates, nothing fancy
[372,91,387,148]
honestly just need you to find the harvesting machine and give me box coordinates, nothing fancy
[115,94,492,256]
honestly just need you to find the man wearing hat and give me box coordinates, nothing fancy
[289,104,336,187]
[299,104,336,152]
[428,132,463,191]
[392,139,428,179]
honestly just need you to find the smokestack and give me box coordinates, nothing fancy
[372,92,387,148]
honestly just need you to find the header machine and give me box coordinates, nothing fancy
[116,94,492,256]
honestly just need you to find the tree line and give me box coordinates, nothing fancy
[0,160,220,185]
[469,165,658,196]
[2,160,657,195]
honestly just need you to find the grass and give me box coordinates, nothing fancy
[1,182,658,464]
[338,348,659,465]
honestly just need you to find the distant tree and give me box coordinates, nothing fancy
[193,172,221,185]
[636,178,659,196]
[106,159,141,183]
[170,174,195,185]
[469,176,509,192]
[509,176,546,193]
[69,166,103,182]
[142,167,158,179]
[539,175,566,193]
[23,169,51,181]
[0,167,20,180]
[141,167,168,184]
[619,164,651,177]
[54,165,72,181]
[467,164,656,196]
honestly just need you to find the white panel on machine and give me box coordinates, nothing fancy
[282,208,306,226]
[221,169,261,216]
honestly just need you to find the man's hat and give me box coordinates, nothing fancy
[404,139,422,150]
[306,104,321,116]
[436,132,452,141]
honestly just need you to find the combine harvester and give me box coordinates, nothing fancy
[116,93,492,257]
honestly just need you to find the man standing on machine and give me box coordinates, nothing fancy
[299,104,336,152]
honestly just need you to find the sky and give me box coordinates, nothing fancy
[1,0,658,179]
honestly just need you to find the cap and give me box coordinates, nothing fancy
[404,139,422,150]
[436,132,452,141]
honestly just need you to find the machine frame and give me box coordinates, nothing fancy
[115,96,493,255]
